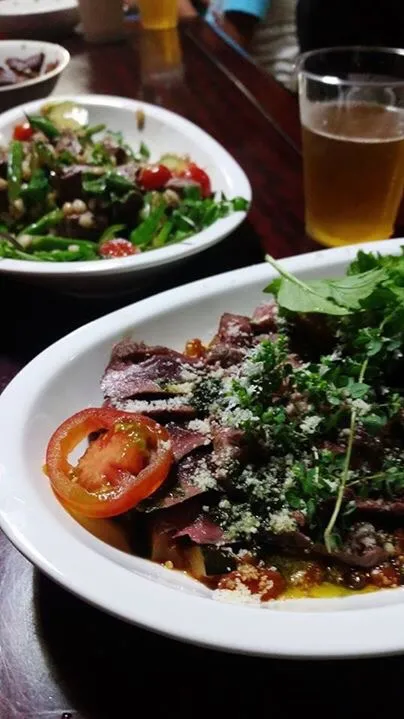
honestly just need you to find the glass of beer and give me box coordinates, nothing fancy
[137,0,178,30]
[298,47,404,247]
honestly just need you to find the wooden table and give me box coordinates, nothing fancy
[1,18,403,719]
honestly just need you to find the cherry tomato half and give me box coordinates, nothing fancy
[138,164,172,191]
[45,408,174,518]
[13,122,34,142]
[179,163,211,198]
[99,238,139,259]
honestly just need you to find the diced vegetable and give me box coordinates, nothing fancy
[159,153,189,173]
[42,101,89,131]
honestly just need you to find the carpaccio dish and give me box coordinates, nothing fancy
[45,250,404,603]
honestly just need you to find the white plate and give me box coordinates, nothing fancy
[0,40,70,111]
[0,94,251,293]
[1,238,403,659]
[0,0,79,37]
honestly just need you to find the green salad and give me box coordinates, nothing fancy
[0,101,248,262]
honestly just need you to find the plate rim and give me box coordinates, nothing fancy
[0,94,251,277]
[1,238,404,659]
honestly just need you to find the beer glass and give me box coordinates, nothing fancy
[298,47,404,247]
[137,0,178,30]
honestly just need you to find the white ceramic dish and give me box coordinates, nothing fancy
[0,94,251,294]
[0,0,79,38]
[1,238,404,658]
[0,40,70,111]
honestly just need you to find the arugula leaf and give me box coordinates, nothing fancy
[309,268,386,309]
[265,255,385,315]
[264,255,350,315]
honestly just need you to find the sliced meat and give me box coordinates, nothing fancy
[145,451,217,510]
[166,423,211,462]
[174,515,224,545]
[0,66,17,87]
[105,396,196,421]
[216,312,253,347]
[106,339,200,372]
[355,498,404,515]
[205,343,245,368]
[212,427,247,472]
[7,52,44,77]
[251,303,278,332]
[111,189,143,224]
[52,165,103,203]
[102,353,198,402]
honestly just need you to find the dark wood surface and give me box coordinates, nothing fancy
[1,18,404,719]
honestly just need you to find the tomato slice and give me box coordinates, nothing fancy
[99,238,139,259]
[138,164,172,190]
[179,163,211,198]
[13,122,34,141]
[46,408,173,518]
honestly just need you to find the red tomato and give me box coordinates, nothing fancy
[99,238,139,259]
[138,164,172,190]
[45,408,174,518]
[180,163,211,198]
[13,122,34,141]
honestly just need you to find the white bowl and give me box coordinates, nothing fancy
[0,94,251,294]
[0,40,70,111]
[1,238,404,659]
[0,0,79,38]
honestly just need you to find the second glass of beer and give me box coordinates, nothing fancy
[298,47,404,247]
[137,0,178,30]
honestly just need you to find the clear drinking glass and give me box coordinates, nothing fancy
[298,47,404,247]
[137,0,178,30]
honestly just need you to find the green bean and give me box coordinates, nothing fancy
[7,141,23,203]
[99,224,126,243]
[152,220,173,248]
[83,124,106,139]
[28,235,96,252]
[20,209,64,236]
[26,114,60,139]
[130,203,166,249]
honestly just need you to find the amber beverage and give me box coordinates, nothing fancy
[137,0,178,30]
[302,103,404,246]
[298,47,404,247]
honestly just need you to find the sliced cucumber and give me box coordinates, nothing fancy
[41,101,89,131]
[159,153,189,173]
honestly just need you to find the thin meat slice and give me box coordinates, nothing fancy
[7,53,44,77]
[174,515,224,545]
[166,423,211,462]
[150,450,217,509]
[101,354,197,401]
[106,339,200,372]
[251,303,278,332]
[104,396,196,421]
[355,498,404,515]
[216,313,253,347]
